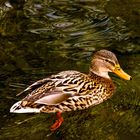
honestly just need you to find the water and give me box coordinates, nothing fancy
[0,0,140,139]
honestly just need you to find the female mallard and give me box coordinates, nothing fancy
[10,50,131,131]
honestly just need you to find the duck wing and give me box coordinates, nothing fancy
[16,78,51,96]
[21,71,88,106]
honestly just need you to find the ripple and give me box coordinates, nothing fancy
[53,21,74,28]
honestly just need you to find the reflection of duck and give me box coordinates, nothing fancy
[10,50,131,131]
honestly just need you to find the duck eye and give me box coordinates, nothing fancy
[105,59,110,63]
[104,59,115,66]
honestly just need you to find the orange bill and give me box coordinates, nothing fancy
[113,65,131,80]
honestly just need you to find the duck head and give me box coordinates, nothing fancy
[90,50,131,80]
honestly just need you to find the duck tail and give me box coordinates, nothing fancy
[10,101,40,113]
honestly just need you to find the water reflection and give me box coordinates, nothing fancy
[0,0,140,140]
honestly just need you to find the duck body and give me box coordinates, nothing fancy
[10,50,131,131]
[11,70,115,113]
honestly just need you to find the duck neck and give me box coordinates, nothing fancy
[89,68,111,80]
[89,59,111,79]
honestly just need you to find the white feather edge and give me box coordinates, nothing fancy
[10,101,40,113]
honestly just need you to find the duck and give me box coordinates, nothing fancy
[10,50,131,131]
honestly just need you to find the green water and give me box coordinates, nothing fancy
[0,0,140,140]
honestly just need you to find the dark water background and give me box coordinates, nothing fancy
[0,0,140,140]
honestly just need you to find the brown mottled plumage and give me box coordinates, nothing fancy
[22,72,115,113]
[10,50,131,113]
[10,50,131,131]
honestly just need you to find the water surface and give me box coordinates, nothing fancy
[0,0,140,140]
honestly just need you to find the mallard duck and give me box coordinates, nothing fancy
[10,50,131,131]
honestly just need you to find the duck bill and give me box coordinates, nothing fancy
[113,67,131,80]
